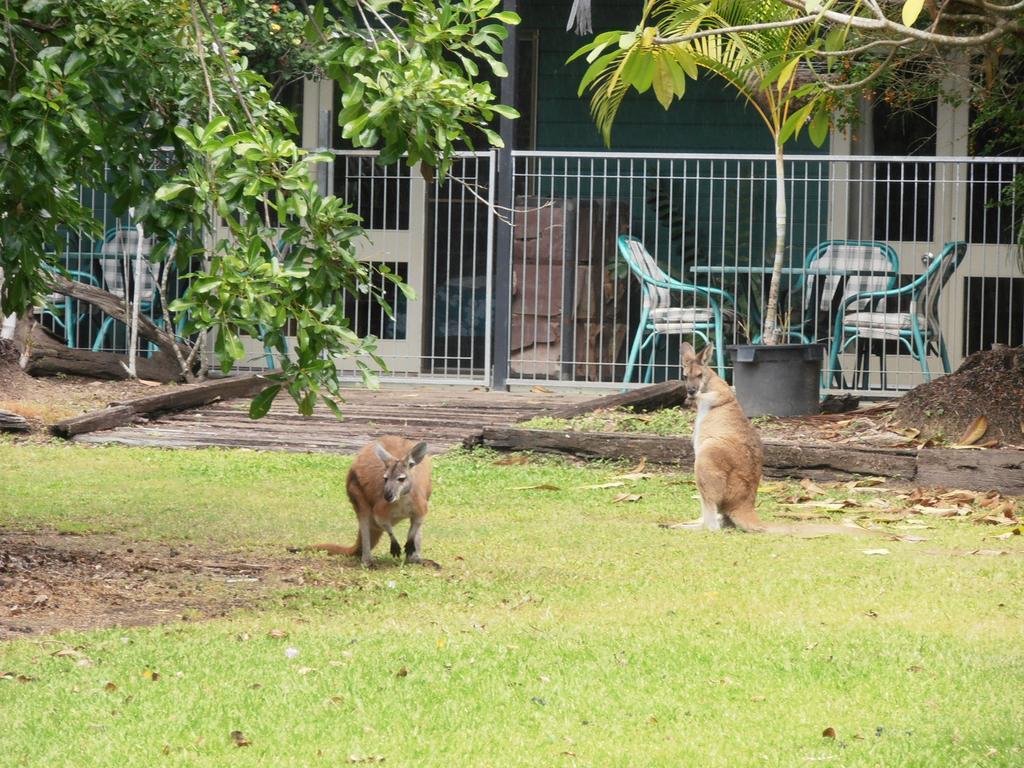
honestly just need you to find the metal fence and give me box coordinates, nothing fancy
[505,151,1023,394]
[28,149,1023,396]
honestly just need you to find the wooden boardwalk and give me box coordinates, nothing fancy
[72,386,583,455]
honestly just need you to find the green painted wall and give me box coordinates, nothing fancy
[521,0,827,155]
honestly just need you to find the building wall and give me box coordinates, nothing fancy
[521,0,827,154]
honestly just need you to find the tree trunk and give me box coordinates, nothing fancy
[13,317,184,382]
[48,274,191,365]
[760,138,787,346]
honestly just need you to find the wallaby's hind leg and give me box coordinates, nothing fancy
[700,495,723,531]
[694,453,729,532]
[358,514,375,567]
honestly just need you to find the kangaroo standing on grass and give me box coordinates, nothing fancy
[310,437,439,568]
[674,342,892,538]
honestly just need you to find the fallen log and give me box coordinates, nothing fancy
[480,427,919,482]
[14,319,183,382]
[526,380,687,422]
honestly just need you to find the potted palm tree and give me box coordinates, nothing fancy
[574,0,833,416]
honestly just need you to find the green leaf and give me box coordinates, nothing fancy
[779,102,814,144]
[322,396,344,419]
[670,45,698,80]
[902,0,925,26]
[490,103,519,120]
[622,50,655,94]
[35,125,50,159]
[578,49,622,96]
[492,11,520,25]
[482,127,504,148]
[174,125,199,150]
[155,182,191,202]
[202,116,231,141]
[808,108,830,147]
[652,58,675,110]
[776,58,800,94]
[248,384,281,420]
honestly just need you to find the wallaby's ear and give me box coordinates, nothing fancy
[680,341,695,361]
[374,442,396,464]
[407,441,428,466]
[698,344,715,366]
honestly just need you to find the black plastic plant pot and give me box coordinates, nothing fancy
[726,343,825,418]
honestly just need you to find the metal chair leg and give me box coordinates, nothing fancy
[622,309,651,385]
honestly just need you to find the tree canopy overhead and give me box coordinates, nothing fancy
[0,0,517,415]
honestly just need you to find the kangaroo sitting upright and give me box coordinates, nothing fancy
[674,342,889,538]
[310,436,439,567]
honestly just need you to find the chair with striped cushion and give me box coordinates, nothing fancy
[618,235,735,383]
[91,227,164,353]
[828,242,968,387]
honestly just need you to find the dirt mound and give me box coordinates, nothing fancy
[893,346,1024,445]
[0,531,318,639]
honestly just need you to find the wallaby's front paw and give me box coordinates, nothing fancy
[390,539,402,558]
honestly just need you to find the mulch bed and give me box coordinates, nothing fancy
[894,346,1024,445]
[0,530,338,639]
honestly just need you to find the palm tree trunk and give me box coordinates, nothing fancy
[761,137,787,346]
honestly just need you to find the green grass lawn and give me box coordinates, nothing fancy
[1,442,1023,767]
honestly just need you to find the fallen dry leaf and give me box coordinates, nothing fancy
[511,484,561,491]
[822,727,837,739]
[230,731,251,748]
[988,527,1022,540]
[863,549,890,556]
[954,415,988,446]
[530,385,553,394]
[396,666,409,678]
[142,670,160,681]
[939,490,980,504]
[800,478,827,497]
[575,482,626,490]
[961,549,1010,556]
[611,493,642,503]
[611,472,657,481]
[103,681,117,692]
[974,515,1018,526]
[348,756,386,764]
[267,629,288,639]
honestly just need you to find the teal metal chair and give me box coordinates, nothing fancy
[827,241,968,386]
[766,240,900,344]
[39,266,102,348]
[618,235,735,382]
[90,227,164,354]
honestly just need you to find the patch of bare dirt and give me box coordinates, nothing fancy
[0,339,177,439]
[893,346,1024,446]
[0,530,325,639]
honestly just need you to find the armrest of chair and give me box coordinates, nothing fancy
[640,273,738,310]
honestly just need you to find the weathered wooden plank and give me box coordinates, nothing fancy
[916,448,1024,496]
[50,405,137,438]
[529,380,687,422]
[52,373,275,438]
[483,427,694,465]
[761,442,917,481]
[0,409,30,432]
[479,427,919,481]
[109,373,275,414]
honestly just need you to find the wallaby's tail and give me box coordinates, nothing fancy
[307,528,382,556]
[724,503,770,533]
